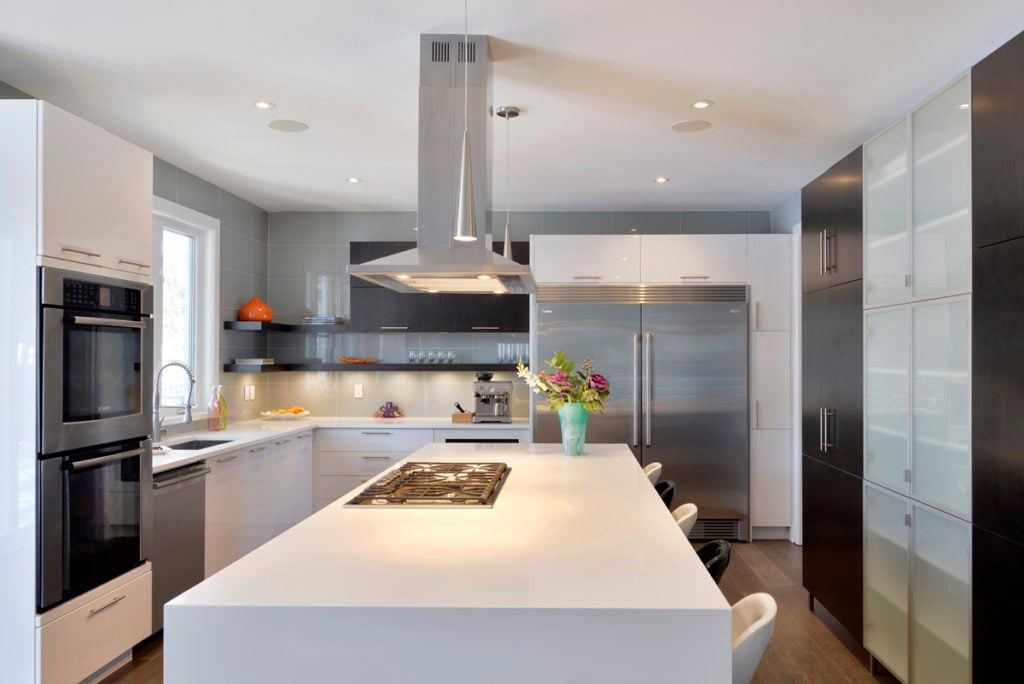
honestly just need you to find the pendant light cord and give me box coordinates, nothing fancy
[463,0,469,135]
[505,111,511,232]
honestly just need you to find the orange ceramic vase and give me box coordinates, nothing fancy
[238,296,273,322]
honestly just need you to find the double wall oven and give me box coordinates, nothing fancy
[37,267,154,611]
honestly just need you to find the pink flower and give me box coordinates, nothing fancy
[589,373,609,392]
[550,371,572,388]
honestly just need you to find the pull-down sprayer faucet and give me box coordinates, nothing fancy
[153,361,195,441]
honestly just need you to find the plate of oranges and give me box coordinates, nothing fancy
[261,406,310,420]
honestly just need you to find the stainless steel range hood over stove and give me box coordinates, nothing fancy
[348,34,535,295]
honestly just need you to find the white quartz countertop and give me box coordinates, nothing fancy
[170,442,725,611]
[152,417,529,474]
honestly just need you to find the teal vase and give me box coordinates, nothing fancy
[557,403,588,455]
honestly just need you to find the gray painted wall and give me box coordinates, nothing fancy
[0,81,31,99]
[770,191,801,234]
[153,158,271,419]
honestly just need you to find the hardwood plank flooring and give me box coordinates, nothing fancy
[104,541,893,683]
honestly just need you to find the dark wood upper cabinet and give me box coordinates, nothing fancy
[972,30,1024,249]
[802,455,864,642]
[801,147,863,294]
[972,238,1024,545]
[348,241,529,333]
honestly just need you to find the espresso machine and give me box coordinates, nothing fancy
[472,374,512,423]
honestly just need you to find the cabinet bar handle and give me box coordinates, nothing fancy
[88,594,127,616]
[216,454,239,463]
[297,433,312,439]
[819,408,825,452]
[572,275,603,280]
[117,258,150,269]
[61,245,101,258]
[273,439,293,445]
[362,455,392,460]
[679,275,710,280]
[361,431,393,435]
[754,302,760,330]
[818,231,825,275]
[471,326,500,330]
[380,326,409,330]
[824,409,835,451]
[632,332,640,448]
[247,445,268,453]
[644,332,652,447]
[755,400,760,429]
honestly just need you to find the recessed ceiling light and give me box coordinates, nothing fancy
[268,119,309,133]
[477,275,493,280]
[958,103,970,110]
[252,100,276,110]
[396,274,410,280]
[671,120,712,133]
[654,176,670,184]
[347,177,362,184]
[691,99,714,110]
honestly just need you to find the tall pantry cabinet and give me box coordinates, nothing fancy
[801,146,865,643]
[970,29,1024,684]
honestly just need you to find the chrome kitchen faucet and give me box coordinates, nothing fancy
[153,360,195,440]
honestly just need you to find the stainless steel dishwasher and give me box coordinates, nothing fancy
[151,462,209,634]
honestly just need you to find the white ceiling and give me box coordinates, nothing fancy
[1,1,1022,213]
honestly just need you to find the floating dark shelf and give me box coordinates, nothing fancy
[223,362,518,374]
[223,321,350,333]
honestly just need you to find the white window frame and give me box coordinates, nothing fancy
[153,196,219,422]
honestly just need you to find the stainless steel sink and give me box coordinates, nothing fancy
[167,439,233,451]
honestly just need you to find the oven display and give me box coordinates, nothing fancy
[63,280,141,313]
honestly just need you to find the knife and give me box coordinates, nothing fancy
[454,402,466,413]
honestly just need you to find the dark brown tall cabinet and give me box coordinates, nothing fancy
[801,146,864,643]
[971,29,1024,683]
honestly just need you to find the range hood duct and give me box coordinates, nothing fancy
[348,34,535,295]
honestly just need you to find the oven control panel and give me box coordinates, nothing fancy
[63,279,141,313]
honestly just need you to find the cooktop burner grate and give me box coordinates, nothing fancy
[347,462,510,507]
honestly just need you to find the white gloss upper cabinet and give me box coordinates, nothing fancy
[531,235,641,284]
[747,234,791,331]
[751,331,791,430]
[641,235,747,284]
[38,102,153,276]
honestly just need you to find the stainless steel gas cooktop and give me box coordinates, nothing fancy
[347,462,510,507]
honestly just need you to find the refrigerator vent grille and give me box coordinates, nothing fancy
[535,284,749,303]
[689,519,741,540]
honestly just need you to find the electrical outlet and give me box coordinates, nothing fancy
[244,385,256,401]
[354,383,364,399]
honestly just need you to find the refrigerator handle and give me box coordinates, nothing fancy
[632,332,640,448]
[644,332,652,447]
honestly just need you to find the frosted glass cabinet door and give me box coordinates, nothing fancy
[910,505,971,684]
[864,307,910,494]
[863,483,910,682]
[864,120,910,307]
[912,299,970,517]
[912,76,971,300]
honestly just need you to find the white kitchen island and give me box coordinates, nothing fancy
[164,443,732,683]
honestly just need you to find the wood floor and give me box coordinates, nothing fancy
[105,540,893,684]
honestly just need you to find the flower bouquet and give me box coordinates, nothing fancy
[517,351,610,454]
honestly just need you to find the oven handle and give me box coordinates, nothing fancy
[69,448,144,471]
[71,316,147,329]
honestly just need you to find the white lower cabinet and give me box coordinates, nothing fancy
[36,567,152,684]
[269,431,313,536]
[204,441,271,576]
[750,429,791,527]
[314,429,433,510]
[863,482,971,683]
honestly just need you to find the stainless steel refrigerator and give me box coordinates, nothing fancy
[532,289,750,540]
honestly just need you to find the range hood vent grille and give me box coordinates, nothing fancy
[457,41,477,63]
[430,40,450,63]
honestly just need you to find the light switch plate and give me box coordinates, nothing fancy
[354,383,364,399]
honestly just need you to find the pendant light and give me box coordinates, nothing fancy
[453,0,477,243]
[496,105,520,259]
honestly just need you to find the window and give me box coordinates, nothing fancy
[153,197,219,418]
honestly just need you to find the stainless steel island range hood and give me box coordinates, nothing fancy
[348,35,534,295]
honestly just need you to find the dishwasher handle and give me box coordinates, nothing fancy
[154,465,211,489]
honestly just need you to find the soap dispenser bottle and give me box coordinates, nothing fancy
[207,386,221,432]
[218,385,228,431]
